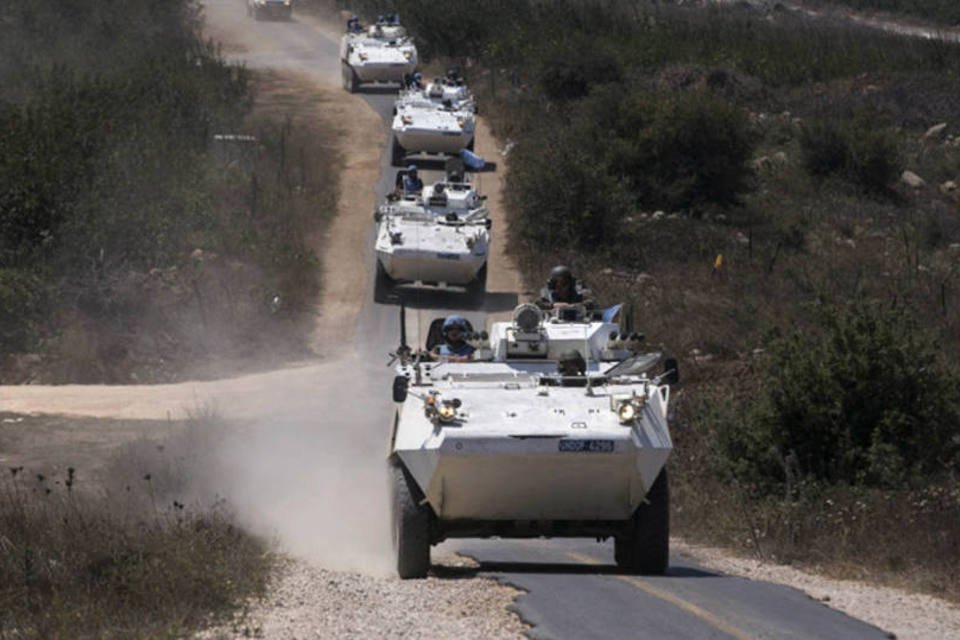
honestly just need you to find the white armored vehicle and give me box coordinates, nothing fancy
[387,303,677,578]
[340,21,418,92]
[374,166,490,302]
[390,73,476,166]
[247,0,292,20]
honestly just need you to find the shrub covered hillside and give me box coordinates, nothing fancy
[0,1,336,382]
[330,0,960,598]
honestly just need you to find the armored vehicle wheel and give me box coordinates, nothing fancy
[615,469,669,575]
[374,260,395,304]
[342,64,359,93]
[391,463,431,579]
[390,136,406,166]
[467,264,487,305]
[466,138,475,152]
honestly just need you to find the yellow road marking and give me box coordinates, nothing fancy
[565,551,755,640]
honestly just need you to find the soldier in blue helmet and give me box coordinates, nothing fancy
[402,164,423,194]
[432,315,475,362]
[346,14,362,33]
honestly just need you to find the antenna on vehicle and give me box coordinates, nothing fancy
[399,300,408,351]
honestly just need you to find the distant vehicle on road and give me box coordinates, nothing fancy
[247,0,292,21]
[340,21,417,92]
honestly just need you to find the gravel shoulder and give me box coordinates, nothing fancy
[204,553,527,640]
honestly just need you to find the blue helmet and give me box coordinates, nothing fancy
[406,164,418,173]
[443,315,468,332]
[413,72,422,80]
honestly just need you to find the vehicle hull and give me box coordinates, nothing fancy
[393,378,672,523]
[394,128,474,154]
[348,60,416,84]
[378,248,485,285]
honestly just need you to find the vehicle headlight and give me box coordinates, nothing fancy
[615,398,645,424]
[404,51,413,61]
[437,403,457,422]
[457,117,466,128]
[359,52,368,61]
[401,115,413,125]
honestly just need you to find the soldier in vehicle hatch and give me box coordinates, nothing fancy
[431,315,475,362]
[402,165,423,194]
[540,265,584,308]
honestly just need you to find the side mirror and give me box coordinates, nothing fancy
[392,375,409,403]
[662,357,679,385]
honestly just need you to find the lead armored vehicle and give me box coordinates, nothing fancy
[387,303,677,578]
[374,167,490,303]
[340,23,418,92]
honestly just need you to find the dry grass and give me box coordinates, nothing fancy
[0,413,273,639]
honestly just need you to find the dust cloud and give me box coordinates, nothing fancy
[181,352,395,576]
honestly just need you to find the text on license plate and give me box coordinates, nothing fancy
[558,439,614,453]
[437,253,460,260]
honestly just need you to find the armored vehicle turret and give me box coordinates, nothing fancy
[387,303,677,578]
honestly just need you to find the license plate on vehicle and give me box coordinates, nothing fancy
[437,253,460,260]
[558,439,614,453]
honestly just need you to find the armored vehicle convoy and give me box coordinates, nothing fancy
[387,303,677,578]
[340,22,417,92]
[374,167,490,303]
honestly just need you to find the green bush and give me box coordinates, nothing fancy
[538,42,622,101]
[603,90,755,210]
[717,303,960,489]
[800,113,901,193]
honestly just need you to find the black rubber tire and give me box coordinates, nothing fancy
[391,463,430,579]
[342,63,358,93]
[374,260,395,304]
[615,469,670,575]
[467,264,487,305]
[390,135,406,167]
[466,137,475,152]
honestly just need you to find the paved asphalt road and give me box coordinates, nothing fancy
[205,3,895,637]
